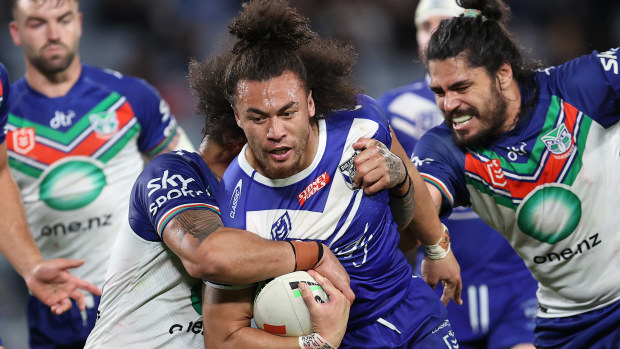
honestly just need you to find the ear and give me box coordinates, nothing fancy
[496,62,513,91]
[233,106,242,127]
[307,90,315,118]
[9,21,21,46]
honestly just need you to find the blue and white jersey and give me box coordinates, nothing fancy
[85,151,219,348]
[218,95,413,330]
[414,48,620,318]
[378,76,532,285]
[0,63,9,145]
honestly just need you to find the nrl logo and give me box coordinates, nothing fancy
[12,127,36,155]
[89,110,119,137]
[338,150,360,190]
[541,124,572,155]
[271,212,292,240]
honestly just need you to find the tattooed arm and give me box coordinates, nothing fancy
[161,209,354,303]
[351,128,415,229]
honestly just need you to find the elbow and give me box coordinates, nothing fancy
[183,244,228,281]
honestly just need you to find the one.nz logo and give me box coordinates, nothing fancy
[271,212,291,240]
[338,150,360,190]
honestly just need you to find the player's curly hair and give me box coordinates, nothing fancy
[188,0,361,142]
[426,0,542,125]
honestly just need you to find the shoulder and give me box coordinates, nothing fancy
[82,64,161,99]
[377,79,429,107]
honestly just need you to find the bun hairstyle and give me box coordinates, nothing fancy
[229,0,314,55]
[189,0,361,141]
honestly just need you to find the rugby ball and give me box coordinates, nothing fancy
[253,271,328,336]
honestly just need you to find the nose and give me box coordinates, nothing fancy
[46,22,60,41]
[443,91,461,113]
[266,117,285,141]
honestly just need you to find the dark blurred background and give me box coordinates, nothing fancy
[0,0,618,347]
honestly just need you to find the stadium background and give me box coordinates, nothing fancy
[0,0,617,347]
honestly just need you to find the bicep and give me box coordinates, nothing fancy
[162,209,223,262]
[425,182,443,214]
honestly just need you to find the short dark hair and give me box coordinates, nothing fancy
[188,0,362,141]
[425,0,542,121]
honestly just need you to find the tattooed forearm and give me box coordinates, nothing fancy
[172,210,223,243]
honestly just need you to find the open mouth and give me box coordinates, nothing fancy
[452,115,473,129]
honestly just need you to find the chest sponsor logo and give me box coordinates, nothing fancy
[51,110,76,129]
[147,170,203,216]
[12,127,36,155]
[89,110,119,137]
[338,150,360,190]
[271,212,292,240]
[298,172,330,206]
[541,123,573,157]
[485,158,507,188]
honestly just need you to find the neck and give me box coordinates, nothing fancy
[501,80,523,133]
[24,56,82,98]
[199,137,243,180]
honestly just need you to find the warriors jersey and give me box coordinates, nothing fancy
[414,48,620,318]
[6,64,178,289]
[378,76,533,285]
[218,95,436,332]
[85,151,219,348]
[0,63,9,144]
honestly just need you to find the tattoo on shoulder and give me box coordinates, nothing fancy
[173,209,223,243]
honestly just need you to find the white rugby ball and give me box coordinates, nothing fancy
[253,271,329,336]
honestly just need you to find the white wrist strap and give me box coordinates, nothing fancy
[299,333,336,349]
[423,224,451,260]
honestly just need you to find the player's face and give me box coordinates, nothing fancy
[233,71,317,179]
[428,55,509,148]
[10,0,82,75]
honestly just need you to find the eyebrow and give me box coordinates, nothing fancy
[26,10,73,23]
[246,101,296,116]
[430,80,471,93]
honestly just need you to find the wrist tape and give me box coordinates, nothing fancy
[423,224,451,260]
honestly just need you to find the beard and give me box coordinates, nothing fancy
[30,44,76,75]
[251,135,309,179]
[446,84,509,148]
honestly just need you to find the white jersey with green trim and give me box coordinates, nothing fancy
[413,48,620,318]
[7,65,178,289]
[85,151,220,348]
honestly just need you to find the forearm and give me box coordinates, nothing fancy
[407,166,445,245]
[0,158,41,279]
[197,228,297,284]
[210,326,301,349]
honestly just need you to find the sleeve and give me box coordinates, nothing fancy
[129,152,220,241]
[547,47,620,128]
[412,125,470,217]
[0,63,10,145]
[130,78,179,156]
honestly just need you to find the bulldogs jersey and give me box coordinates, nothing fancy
[414,48,620,318]
[219,95,428,331]
[0,63,9,144]
[85,151,219,348]
[6,64,178,289]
